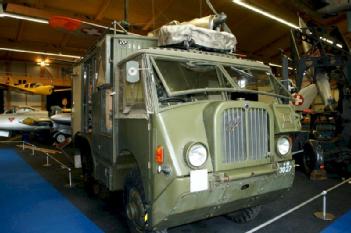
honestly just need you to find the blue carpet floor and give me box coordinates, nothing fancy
[321,209,351,233]
[0,149,103,233]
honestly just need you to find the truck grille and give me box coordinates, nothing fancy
[222,108,269,163]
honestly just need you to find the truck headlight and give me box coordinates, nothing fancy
[185,143,208,168]
[277,136,291,156]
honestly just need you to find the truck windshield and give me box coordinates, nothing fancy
[152,57,290,104]
[223,66,287,96]
[154,59,222,91]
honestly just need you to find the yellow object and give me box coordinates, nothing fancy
[22,117,35,125]
[7,82,54,95]
[332,88,340,102]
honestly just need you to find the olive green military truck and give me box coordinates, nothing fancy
[73,33,301,232]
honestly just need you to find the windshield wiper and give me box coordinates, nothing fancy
[159,96,186,103]
[186,61,213,67]
[182,61,215,72]
[230,66,254,78]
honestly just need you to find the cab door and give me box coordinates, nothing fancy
[92,85,114,159]
[116,55,154,196]
[91,85,114,185]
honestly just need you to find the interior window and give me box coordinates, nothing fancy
[119,59,146,117]
[96,44,106,87]
[100,89,113,133]
[124,80,144,110]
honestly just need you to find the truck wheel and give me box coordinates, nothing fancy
[302,143,317,174]
[81,148,98,196]
[124,169,147,233]
[124,169,167,233]
[226,206,261,223]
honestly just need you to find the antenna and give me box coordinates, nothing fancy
[121,0,129,30]
[205,0,232,33]
[205,0,218,14]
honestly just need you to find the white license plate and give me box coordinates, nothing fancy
[278,161,293,174]
[190,169,208,192]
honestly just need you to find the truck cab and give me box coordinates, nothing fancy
[73,34,301,232]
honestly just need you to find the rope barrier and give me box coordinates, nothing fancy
[246,177,351,233]
[0,140,74,188]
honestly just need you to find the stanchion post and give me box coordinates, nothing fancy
[247,177,351,233]
[22,141,24,150]
[32,145,35,156]
[64,168,75,188]
[69,168,72,188]
[322,191,327,219]
[314,190,335,221]
[43,153,52,167]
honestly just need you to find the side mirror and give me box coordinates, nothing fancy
[126,61,140,83]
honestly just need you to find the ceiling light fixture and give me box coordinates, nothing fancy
[0,12,48,24]
[0,4,47,23]
[0,47,82,60]
[336,43,343,48]
[232,0,299,30]
[38,60,48,67]
[36,58,50,67]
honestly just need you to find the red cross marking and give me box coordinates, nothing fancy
[292,93,304,106]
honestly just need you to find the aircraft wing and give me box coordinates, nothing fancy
[15,85,53,95]
[0,83,35,95]
[0,83,54,95]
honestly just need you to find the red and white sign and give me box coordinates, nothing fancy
[292,93,304,106]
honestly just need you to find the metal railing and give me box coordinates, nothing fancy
[42,152,73,188]
[0,140,74,188]
[246,177,351,233]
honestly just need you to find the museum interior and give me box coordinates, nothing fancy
[0,0,351,233]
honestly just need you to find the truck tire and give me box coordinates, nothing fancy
[302,141,318,174]
[225,206,261,223]
[124,169,167,233]
[80,146,98,196]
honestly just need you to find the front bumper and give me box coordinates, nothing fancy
[151,161,295,230]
